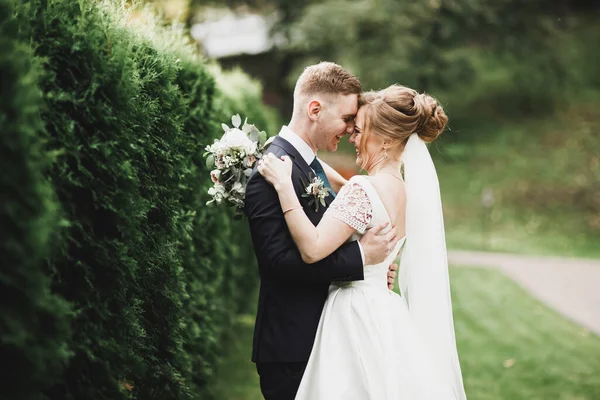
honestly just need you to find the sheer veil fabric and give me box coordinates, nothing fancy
[399,133,467,399]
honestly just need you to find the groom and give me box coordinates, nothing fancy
[244,62,399,400]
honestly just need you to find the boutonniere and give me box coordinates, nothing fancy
[301,173,333,212]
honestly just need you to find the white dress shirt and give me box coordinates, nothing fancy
[277,126,366,265]
[278,125,316,165]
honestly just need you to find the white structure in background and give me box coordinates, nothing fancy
[191,12,280,59]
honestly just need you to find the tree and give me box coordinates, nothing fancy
[280,0,565,92]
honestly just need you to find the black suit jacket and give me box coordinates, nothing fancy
[244,136,364,363]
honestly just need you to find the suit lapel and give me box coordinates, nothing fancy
[267,136,336,212]
[268,136,313,182]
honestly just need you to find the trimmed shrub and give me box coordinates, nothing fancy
[2,0,278,399]
[0,0,71,399]
[177,57,280,397]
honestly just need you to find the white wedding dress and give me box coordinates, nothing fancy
[295,175,458,400]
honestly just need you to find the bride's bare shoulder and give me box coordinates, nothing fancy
[365,174,405,194]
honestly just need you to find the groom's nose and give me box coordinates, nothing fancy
[346,121,355,134]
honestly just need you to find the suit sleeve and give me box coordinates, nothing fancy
[244,169,364,283]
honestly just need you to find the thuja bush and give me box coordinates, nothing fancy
[212,66,280,314]
[2,0,277,398]
[0,0,71,399]
[180,65,280,393]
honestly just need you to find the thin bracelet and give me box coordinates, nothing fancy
[283,206,303,215]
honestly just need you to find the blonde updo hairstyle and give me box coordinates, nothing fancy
[357,84,448,170]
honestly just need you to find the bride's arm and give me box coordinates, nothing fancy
[320,159,348,194]
[258,154,363,264]
[274,179,356,264]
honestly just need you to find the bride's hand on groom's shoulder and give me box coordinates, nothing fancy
[360,222,400,266]
[257,153,293,191]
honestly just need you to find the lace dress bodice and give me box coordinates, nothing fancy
[325,175,406,290]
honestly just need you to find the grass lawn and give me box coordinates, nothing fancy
[452,268,600,400]
[435,104,600,259]
[208,312,262,400]
[209,268,600,399]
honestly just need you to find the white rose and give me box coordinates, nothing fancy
[210,169,221,183]
[208,183,226,197]
[222,128,253,151]
[207,140,224,154]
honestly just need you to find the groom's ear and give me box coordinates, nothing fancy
[307,100,321,122]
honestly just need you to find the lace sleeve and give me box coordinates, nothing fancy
[324,182,372,234]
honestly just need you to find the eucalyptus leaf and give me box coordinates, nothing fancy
[206,154,215,169]
[258,131,267,146]
[242,121,255,134]
[248,129,259,142]
[244,168,253,177]
[232,114,242,128]
[300,177,309,189]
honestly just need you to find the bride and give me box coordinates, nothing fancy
[257,84,467,399]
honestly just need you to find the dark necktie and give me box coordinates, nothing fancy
[310,158,336,198]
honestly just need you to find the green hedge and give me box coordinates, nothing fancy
[2,0,277,399]
[185,65,280,395]
[0,0,71,398]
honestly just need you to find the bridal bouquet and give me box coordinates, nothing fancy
[204,114,273,214]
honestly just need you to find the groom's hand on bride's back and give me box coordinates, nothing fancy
[360,222,400,266]
[387,264,398,291]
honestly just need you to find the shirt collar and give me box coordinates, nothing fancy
[278,126,316,165]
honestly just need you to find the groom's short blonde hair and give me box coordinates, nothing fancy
[293,62,361,100]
